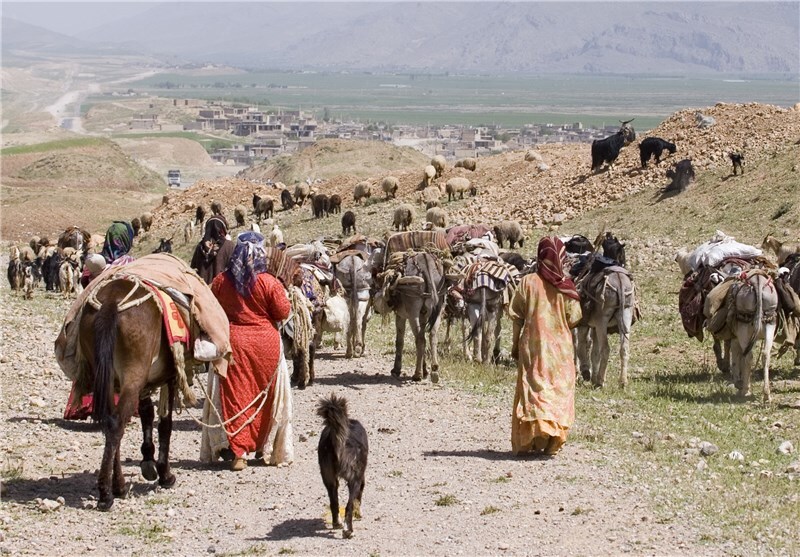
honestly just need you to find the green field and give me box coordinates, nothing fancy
[128,71,799,128]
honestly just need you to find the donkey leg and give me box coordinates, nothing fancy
[762,324,775,403]
[491,310,503,364]
[409,318,425,381]
[139,398,158,481]
[156,384,176,488]
[428,313,442,377]
[575,327,591,382]
[713,338,730,375]
[97,415,122,511]
[308,343,316,386]
[592,326,610,388]
[392,317,406,377]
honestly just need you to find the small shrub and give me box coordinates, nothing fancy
[481,505,500,515]
[771,202,792,220]
[435,494,459,507]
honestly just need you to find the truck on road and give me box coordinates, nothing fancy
[167,169,181,187]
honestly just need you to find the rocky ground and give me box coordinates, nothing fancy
[0,285,727,557]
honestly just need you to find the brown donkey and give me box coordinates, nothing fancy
[78,279,180,510]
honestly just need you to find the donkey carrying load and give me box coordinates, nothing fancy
[54,254,231,510]
[374,231,450,382]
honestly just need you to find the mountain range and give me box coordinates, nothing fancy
[3,2,798,75]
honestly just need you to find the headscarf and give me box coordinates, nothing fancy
[536,236,580,301]
[227,231,268,297]
[202,217,228,245]
[100,221,135,263]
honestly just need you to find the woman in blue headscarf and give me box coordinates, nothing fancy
[209,232,291,471]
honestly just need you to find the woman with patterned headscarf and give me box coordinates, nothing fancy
[100,221,135,265]
[191,216,235,284]
[508,236,582,456]
[209,232,291,471]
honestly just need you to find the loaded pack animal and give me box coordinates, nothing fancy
[58,226,91,252]
[280,189,295,211]
[707,270,778,401]
[312,194,330,219]
[639,137,676,168]
[601,232,627,267]
[316,393,368,540]
[461,258,518,364]
[58,248,83,298]
[328,194,342,215]
[564,235,593,256]
[574,259,637,387]
[333,249,375,358]
[255,197,275,221]
[55,254,228,510]
[342,211,357,236]
[375,231,448,381]
[7,247,22,292]
[729,152,744,175]
[590,119,636,174]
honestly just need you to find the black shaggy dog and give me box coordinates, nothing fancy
[729,152,744,175]
[317,393,368,539]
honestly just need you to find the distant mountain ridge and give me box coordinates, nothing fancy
[3,2,798,75]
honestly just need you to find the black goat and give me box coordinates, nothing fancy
[601,232,626,267]
[153,238,173,254]
[252,193,261,212]
[312,194,329,219]
[564,235,593,255]
[664,159,696,195]
[639,137,676,168]
[729,152,744,175]
[342,211,356,236]
[42,251,62,291]
[195,205,206,226]
[280,189,294,211]
[591,119,636,173]
[255,197,274,221]
[328,194,342,215]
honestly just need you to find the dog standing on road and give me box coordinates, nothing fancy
[317,393,368,539]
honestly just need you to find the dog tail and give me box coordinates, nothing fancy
[317,393,350,453]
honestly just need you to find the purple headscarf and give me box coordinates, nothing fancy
[226,231,268,297]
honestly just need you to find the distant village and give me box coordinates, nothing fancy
[130,97,624,166]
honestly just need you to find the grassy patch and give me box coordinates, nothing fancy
[0,137,107,155]
[278,548,295,555]
[117,521,170,543]
[480,505,501,516]
[491,475,510,484]
[388,470,403,478]
[435,494,459,507]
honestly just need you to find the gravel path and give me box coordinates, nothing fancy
[0,287,711,556]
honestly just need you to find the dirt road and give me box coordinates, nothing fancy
[0,286,717,557]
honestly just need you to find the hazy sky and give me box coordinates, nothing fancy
[2,2,156,35]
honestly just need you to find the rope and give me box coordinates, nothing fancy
[86,274,156,312]
[180,365,279,438]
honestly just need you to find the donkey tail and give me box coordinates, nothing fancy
[743,274,763,356]
[615,273,632,337]
[466,287,486,342]
[91,302,119,423]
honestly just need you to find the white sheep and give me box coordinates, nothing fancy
[392,203,415,231]
[422,165,437,189]
[445,177,475,202]
[425,206,448,228]
[380,176,400,199]
[430,155,447,178]
[269,223,284,247]
[454,157,477,171]
[353,181,372,204]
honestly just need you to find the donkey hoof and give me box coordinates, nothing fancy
[97,498,114,512]
[411,374,422,382]
[140,460,158,482]
[390,368,401,378]
[581,369,591,382]
[159,473,177,489]
[430,372,440,384]
[343,529,354,539]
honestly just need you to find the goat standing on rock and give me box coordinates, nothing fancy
[639,137,676,168]
[591,119,636,174]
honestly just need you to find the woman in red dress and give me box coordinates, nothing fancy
[211,232,291,471]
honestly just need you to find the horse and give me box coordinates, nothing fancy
[574,267,636,388]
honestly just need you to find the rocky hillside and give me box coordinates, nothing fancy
[148,102,800,244]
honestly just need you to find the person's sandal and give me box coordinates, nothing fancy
[231,457,247,472]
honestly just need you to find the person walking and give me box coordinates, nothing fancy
[210,232,292,471]
[509,236,582,456]
[191,216,235,285]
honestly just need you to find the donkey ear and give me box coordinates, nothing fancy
[621,243,626,247]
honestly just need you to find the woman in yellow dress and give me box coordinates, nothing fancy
[509,236,582,456]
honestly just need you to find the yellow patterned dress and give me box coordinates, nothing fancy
[509,273,582,455]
